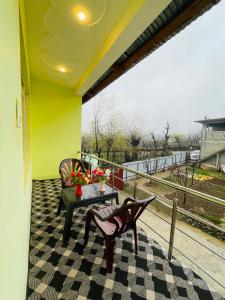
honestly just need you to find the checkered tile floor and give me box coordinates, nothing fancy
[27,179,223,300]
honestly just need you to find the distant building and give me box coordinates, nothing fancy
[195,117,225,171]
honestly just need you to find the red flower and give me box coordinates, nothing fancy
[71,172,75,177]
[92,168,98,174]
[77,171,82,177]
[98,170,104,176]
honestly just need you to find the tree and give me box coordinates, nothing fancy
[90,95,112,157]
[81,133,91,153]
[127,130,141,161]
[174,134,183,150]
[151,132,158,156]
[162,122,170,156]
[143,157,158,176]
[169,164,197,204]
[92,107,103,157]
[124,116,142,161]
[188,132,201,148]
[102,119,118,160]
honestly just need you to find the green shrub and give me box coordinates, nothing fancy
[197,211,223,225]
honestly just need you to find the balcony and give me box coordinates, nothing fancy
[2,1,224,299]
[27,155,225,299]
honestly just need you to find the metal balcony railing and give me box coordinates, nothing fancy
[79,151,225,293]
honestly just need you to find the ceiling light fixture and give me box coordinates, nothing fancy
[42,54,76,74]
[77,11,86,21]
[73,6,90,25]
[58,65,67,73]
[44,0,106,48]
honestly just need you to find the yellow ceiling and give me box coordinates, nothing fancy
[26,0,170,95]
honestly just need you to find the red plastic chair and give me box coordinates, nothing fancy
[84,195,156,272]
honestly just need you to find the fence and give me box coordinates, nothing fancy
[123,151,187,180]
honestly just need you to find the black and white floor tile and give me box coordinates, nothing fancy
[27,179,223,300]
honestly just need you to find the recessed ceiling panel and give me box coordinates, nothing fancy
[50,0,106,26]
[44,6,92,47]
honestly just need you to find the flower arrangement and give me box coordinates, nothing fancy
[71,170,91,185]
[92,167,111,183]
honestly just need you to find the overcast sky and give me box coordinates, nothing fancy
[82,1,225,136]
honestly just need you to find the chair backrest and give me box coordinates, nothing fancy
[59,158,85,188]
[112,196,155,234]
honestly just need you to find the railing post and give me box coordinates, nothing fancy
[89,158,92,180]
[112,166,115,189]
[168,198,178,261]
[134,180,138,199]
[136,163,139,181]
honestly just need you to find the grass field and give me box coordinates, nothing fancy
[189,166,225,180]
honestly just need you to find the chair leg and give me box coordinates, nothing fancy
[133,223,138,255]
[57,196,64,216]
[105,238,114,273]
[84,211,92,247]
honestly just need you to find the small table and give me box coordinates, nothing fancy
[57,183,119,245]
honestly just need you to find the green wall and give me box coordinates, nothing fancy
[0,1,31,299]
[31,78,82,179]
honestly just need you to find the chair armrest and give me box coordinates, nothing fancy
[123,197,136,205]
[123,195,156,205]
